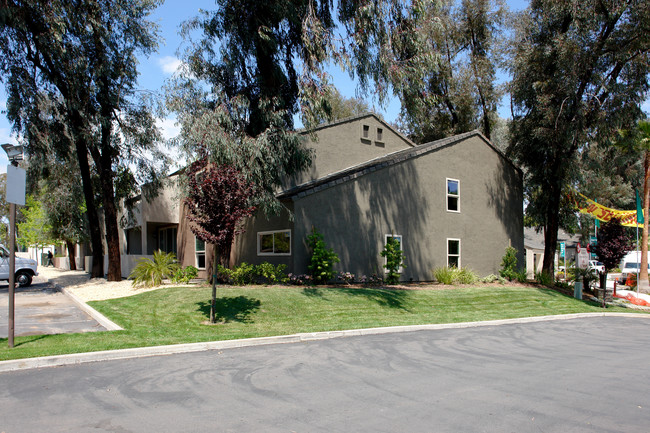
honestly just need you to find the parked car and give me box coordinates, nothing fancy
[588,260,605,274]
[0,245,38,287]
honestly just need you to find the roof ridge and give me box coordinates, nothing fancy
[278,130,484,200]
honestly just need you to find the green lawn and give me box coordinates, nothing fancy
[0,283,642,361]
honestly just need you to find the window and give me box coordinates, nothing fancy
[362,124,370,139]
[158,227,177,254]
[258,230,291,256]
[384,234,403,273]
[447,178,460,212]
[195,238,206,269]
[448,239,461,268]
[376,127,383,142]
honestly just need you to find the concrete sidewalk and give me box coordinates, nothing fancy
[0,268,122,339]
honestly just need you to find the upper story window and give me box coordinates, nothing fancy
[376,127,383,142]
[362,124,370,140]
[447,178,460,212]
[258,230,291,256]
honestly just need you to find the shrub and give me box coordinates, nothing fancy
[433,266,456,285]
[481,274,507,284]
[256,262,289,284]
[218,262,257,285]
[535,271,553,287]
[359,273,383,286]
[217,265,233,284]
[307,227,340,284]
[287,273,313,285]
[171,265,199,284]
[456,267,479,284]
[499,246,519,281]
[336,272,355,285]
[130,250,180,288]
[514,270,528,284]
[381,236,406,284]
[433,266,479,285]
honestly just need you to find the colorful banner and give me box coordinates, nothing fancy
[574,192,644,228]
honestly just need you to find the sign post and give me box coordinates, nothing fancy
[3,144,25,348]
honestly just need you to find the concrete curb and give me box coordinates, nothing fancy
[48,279,123,331]
[1,312,648,373]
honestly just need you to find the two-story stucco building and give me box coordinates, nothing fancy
[118,113,524,281]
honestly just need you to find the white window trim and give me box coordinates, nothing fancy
[383,234,403,273]
[257,230,292,256]
[446,178,460,213]
[447,238,461,268]
[195,237,206,270]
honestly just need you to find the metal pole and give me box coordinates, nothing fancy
[8,202,15,348]
[636,223,641,298]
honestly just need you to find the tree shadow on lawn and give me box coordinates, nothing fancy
[196,296,261,323]
[335,287,410,310]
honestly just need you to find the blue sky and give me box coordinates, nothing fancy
[1,0,647,172]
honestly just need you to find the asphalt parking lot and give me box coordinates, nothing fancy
[0,275,106,339]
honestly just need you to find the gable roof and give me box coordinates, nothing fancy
[278,129,521,200]
[299,112,416,148]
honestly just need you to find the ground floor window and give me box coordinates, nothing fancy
[258,230,291,256]
[448,238,460,268]
[158,226,177,254]
[196,237,206,269]
[383,234,403,273]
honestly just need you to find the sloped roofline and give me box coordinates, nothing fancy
[278,129,522,200]
[299,112,416,148]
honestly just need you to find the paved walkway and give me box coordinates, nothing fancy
[0,269,113,339]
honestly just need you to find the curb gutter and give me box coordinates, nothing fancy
[1,312,648,373]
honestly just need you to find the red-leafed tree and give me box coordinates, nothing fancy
[184,159,257,323]
[593,218,632,294]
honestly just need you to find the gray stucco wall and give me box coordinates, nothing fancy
[232,201,296,270]
[286,135,524,280]
[290,115,413,187]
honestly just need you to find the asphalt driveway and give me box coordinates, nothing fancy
[0,275,107,338]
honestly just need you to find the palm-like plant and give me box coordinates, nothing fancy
[129,250,180,288]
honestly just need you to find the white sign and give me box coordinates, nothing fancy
[6,164,26,206]
[577,250,590,269]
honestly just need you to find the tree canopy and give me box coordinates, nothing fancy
[0,0,166,280]
[507,0,650,277]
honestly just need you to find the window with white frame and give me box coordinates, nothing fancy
[384,234,403,273]
[447,238,461,268]
[195,237,206,269]
[447,178,460,212]
[258,230,291,255]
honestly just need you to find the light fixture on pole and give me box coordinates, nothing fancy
[2,143,25,348]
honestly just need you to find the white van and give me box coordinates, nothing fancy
[0,245,38,287]
[619,252,650,283]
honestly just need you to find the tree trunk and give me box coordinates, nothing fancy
[210,243,219,323]
[96,91,122,282]
[99,164,122,281]
[73,130,103,278]
[542,184,561,280]
[640,150,649,286]
[66,240,76,271]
